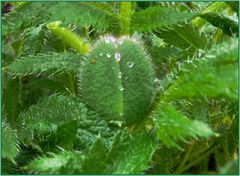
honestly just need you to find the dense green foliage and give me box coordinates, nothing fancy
[2,2,238,174]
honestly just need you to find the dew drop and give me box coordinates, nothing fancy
[115,52,121,62]
[118,40,123,45]
[127,61,134,68]
[118,72,122,79]
[119,85,124,91]
[106,53,111,58]
[105,38,110,43]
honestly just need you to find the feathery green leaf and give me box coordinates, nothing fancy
[132,6,197,32]
[48,2,119,32]
[2,123,18,161]
[18,94,113,151]
[26,151,81,174]
[81,138,107,173]
[156,23,208,54]
[5,52,82,78]
[152,103,215,148]
[199,12,238,36]
[105,131,157,174]
[163,38,238,101]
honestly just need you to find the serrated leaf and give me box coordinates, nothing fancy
[18,94,113,151]
[105,130,157,174]
[132,6,197,32]
[199,12,238,36]
[48,2,119,32]
[2,123,18,161]
[81,138,107,173]
[26,130,157,174]
[156,23,208,53]
[192,2,231,27]
[163,38,238,101]
[48,120,78,150]
[5,52,82,78]
[26,151,81,174]
[22,23,47,55]
[2,2,51,38]
[113,133,156,174]
[152,103,215,148]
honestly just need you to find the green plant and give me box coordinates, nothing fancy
[2,2,238,174]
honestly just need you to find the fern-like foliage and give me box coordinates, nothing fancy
[18,94,114,151]
[152,103,215,148]
[26,150,81,174]
[2,3,51,39]
[48,2,119,33]
[155,23,208,58]
[2,2,238,174]
[199,12,238,36]
[22,23,48,56]
[2,123,18,162]
[105,131,157,174]
[5,52,82,77]
[191,2,232,27]
[132,6,197,32]
[26,130,157,174]
[163,38,238,101]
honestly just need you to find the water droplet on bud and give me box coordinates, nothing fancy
[118,72,122,79]
[127,61,134,68]
[106,53,111,58]
[115,52,121,62]
[119,85,124,91]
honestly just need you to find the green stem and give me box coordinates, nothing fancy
[119,2,132,35]
[175,141,195,172]
[175,143,218,173]
[47,21,90,54]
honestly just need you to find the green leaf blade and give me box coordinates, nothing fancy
[153,103,215,148]
[5,52,82,78]
[199,12,238,36]
[164,38,238,101]
[132,6,197,32]
[105,130,157,174]
[2,123,18,162]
